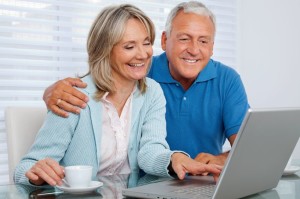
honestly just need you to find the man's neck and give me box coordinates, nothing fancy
[180,79,195,91]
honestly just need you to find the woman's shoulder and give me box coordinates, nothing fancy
[143,78,165,103]
[144,77,163,95]
[77,75,96,95]
[145,77,160,88]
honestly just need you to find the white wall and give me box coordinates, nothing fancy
[237,0,300,159]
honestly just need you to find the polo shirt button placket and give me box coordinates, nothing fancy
[180,96,188,115]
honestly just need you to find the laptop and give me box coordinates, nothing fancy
[123,108,300,199]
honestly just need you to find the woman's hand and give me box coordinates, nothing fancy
[25,158,65,186]
[195,152,229,166]
[171,153,222,181]
[194,152,228,176]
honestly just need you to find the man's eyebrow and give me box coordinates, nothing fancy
[176,33,191,37]
[198,36,212,39]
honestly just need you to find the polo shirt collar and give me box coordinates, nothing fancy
[195,59,217,83]
[151,53,176,83]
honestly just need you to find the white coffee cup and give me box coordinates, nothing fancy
[64,165,93,188]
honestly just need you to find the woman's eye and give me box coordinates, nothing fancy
[144,42,151,46]
[125,46,134,49]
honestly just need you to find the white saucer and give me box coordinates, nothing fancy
[56,181,103,194]
[283,166,300,176]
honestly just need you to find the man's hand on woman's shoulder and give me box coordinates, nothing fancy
[43,77,89,117]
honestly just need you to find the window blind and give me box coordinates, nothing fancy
[0,0,237,184]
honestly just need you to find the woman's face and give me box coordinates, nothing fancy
[110,18,153,84]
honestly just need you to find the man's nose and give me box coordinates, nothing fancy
[187,41,200,55]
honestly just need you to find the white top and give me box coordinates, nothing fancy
[97,91,133,175]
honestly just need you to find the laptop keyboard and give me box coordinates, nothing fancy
[173,184,215,198]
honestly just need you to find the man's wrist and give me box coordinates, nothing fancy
[219,151,230,158]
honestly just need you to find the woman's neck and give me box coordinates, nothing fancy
[107,80,136,116]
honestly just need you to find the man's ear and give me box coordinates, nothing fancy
[161,31,167,51]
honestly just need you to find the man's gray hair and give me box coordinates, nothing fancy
[165,1,216,37]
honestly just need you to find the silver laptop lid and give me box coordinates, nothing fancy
[122,108,300,199]
[213,108,300,199]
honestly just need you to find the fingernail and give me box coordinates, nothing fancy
[179,172,184,179]
[81,103,87,108]
[76,109,81,114]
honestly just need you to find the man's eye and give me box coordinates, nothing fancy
[143,42,151,46]
[179,38,190,43]
[200,40,209,44]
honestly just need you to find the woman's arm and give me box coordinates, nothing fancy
[137,80,222,180]
[14,111,78,186]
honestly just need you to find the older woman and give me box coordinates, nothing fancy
[14,4,221,186]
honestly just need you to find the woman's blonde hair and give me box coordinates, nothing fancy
[85,4,155,100]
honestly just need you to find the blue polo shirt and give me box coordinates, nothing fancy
[148,52,249,158]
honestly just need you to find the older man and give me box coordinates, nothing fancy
[43,1,249,166]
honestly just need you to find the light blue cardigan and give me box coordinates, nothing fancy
[14,75,174,186]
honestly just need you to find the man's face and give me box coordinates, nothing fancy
[161,11,215,88]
